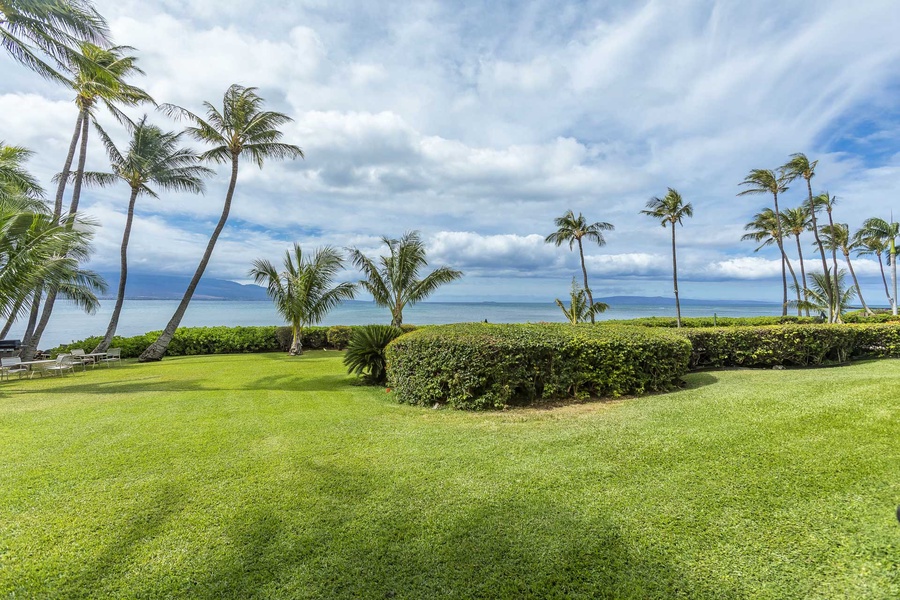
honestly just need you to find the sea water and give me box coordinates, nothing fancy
[9,299,785,349]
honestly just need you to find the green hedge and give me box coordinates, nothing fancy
[680,323,900,369]
[606,315,821,328]
[385,323,691,410]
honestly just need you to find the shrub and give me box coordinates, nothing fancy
[386,323,691,410]
[607,315,820,328]
[327,325,353,350]
[344,325,403,384]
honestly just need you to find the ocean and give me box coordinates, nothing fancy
[9,299,785,350]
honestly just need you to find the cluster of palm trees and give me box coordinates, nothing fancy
[1,1,307,361]
[740,153,898,322]
[251,232,462,355]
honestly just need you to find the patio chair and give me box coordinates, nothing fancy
[70,349,95,370]
[45,354,76,377]
[1,357,29,381]
[99,348,121,367]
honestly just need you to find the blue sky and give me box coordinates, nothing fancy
[2,0,900,302]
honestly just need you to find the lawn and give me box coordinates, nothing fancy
[0,352,898,599]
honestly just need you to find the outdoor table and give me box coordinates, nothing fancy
[73,352,106,370]
[19,359,55,378]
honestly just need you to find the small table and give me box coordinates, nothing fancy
[73,352,106,370]
[19,359,55,378]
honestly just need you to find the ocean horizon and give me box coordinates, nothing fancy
[8,297,795,350]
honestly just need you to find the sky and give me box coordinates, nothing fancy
[2,0,900,303]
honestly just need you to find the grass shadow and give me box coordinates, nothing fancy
[681,372,719,390]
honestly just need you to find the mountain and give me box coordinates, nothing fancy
[595,296,778,306]
[99,273,269,301]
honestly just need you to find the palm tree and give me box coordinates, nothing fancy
[782,153,832,320]
[791,269,855,319]
[0,0,109,83]
[742,208,802,315]
[780,206,812,316]
[138,85,304,362]
[20,43,152,360]
[814,192,842,320]
[738,168,790,315]
[556,277,608,324]
[250,245,356,355]
[821,223,873,316]
[349,231,463,327]
[854,231,891,311]
[859,217,899,315]
[0,143,43,205]
[545,210,614,323]
[640,188,692,327]
[72,117,212,352]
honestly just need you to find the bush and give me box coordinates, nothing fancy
[386,323,691,410]
[327,325,353,350]
[344,325,403,384]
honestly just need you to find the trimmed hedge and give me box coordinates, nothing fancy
[607,315,821,328]
[385,323,691,410]
[680,323,900,369]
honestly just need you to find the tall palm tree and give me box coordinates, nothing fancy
[780,206,812,316]
[73,116,212,352]
[545,210,614,323]
[556,277,608,324]
[640,187,692,327]
[742,208,802,314]
[814,192,842,321]
[859,217,899,315]
[138,85,304,361]
[349,231,463,327]
[782,153,831,319]
[854,232,891,310]
[250,245,356,355]
[20,43,153,360]
[0,0,109,83]
[738,168,790,315]
[821,223,872,316]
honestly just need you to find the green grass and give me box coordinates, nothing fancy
[0,353,898,599]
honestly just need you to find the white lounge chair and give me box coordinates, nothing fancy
[70,349,95,370]
[46,354,76,377]
[1,357,29,380]
[99,348,121,367]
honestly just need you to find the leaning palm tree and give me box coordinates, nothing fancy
[556,277,608,324]
[821,223,873,316]
[349,231,463,327]
[859,217,899,315]
[20,43,153,360]
[738,168,790,315]
[0,0,109,83]
[0,143,43,205]
[640,188,692,327]
[250,245,356,355]
[71,117,212,352]
[854,232,891,310]
[782,153,831,319]
[545,210,614,323]
[139,85,304,361]
[742,208,802,315]
[780,206,812,316]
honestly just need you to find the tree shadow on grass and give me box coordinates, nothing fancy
[7,376,209,395]
[681,372,719,390]
[175,465,746,600]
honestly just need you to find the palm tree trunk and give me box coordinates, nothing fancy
[826,210,841,323]
[877,253,890,307]
[20,286,41,350]
[391,302,402,327]
[891,241,898,316]
[0,295,25,339]
[844,252,872,315]
[577,238,595,323]
[290,323,302,355]
[93,186,139,353]
[783,252,801,316]
[772,191,788,316]
[795,236,809,317]
[20,110,92,360]
[139,154,240,361]
[54,111,83,219]
[671,221,681,327]
[807,179,832,322]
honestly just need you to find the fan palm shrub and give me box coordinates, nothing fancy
[344,324,403,384]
